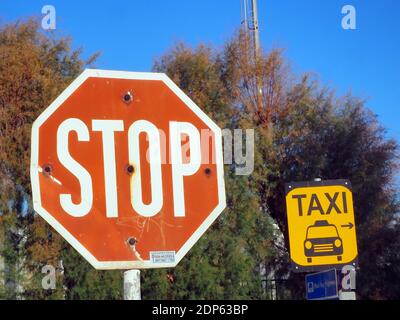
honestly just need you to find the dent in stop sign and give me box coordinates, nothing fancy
[30,69,226,269]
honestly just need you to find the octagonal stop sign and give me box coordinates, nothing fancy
[30,69,226,269]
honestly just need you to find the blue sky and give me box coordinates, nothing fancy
[1,0,399,140]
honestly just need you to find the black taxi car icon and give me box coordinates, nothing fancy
[304,220,343,263]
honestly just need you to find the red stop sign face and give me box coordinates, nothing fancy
[30,69,226,269]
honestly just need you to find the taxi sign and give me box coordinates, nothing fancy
[285,179,358,272]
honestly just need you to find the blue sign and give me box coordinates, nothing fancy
[306,269,338,300]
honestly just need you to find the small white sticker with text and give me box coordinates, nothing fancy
[150,251,176,264]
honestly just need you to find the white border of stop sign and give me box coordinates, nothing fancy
[30,69,226,270]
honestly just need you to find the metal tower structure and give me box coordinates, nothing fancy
[241,0,263,111]
[241,0,261,60]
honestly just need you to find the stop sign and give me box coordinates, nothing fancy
[30,69,226,269]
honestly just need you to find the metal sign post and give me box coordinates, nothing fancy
[123,270,141,300]
[339,291,356,300]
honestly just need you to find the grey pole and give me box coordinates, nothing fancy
[251,0,261,60]
[124,237,141,300]
[339,291,356,300]
[241,0,261,60]
[123,270,141,300]
[249,0,263,112]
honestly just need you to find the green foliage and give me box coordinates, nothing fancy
[259,76,400,299]
[0,19,102,299]
[61,246,123,300]
[141,44,276,299]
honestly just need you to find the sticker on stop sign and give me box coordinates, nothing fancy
[30,69,226,269]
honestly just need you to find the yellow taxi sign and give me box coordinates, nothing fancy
[285,180,358,272]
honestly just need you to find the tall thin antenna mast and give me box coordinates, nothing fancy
[242,0,263,112]
[241,0,261,61]
[241,0,248,29]
[251,0,261,60]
